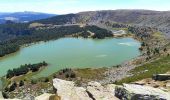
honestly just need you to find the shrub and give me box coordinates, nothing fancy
[31,79,37,84]
[70,73,76,78]
[9,82,17,92]
[65,73,69,78]
[44,77,49,82]
[19,80,24,87]
[2,92,9,99]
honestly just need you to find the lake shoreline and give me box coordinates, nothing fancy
[1,25,168,92]
[99,30,170,85]
[0,27,143,90]
[1,28,169,99]
[46,27,169,85]
[0,33,136,59]
[0,36,141,91]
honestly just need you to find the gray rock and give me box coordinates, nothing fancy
[153,74,170,81]
[115,84,170,100]
[86,81,119,100]
[53,78,92,100]
[53,78,119,100]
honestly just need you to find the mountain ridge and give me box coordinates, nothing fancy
[35,9,170,25]
[34,10,170,37]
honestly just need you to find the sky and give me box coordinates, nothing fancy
[0,0,169,14]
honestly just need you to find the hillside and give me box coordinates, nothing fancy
[35,10,170,37]
[0,11,56,24]
[0,23,113,57]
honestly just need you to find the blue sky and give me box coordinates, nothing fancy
[0,0,169,14]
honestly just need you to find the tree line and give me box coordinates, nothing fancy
[0,23,113,57]
[6,61,48,78]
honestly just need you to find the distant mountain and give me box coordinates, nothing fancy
[0,11,56,24]
[35,10,170,36]
[35,10,170,27]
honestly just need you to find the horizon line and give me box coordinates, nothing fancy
[0,9,170,15]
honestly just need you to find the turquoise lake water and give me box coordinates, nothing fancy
[0,37,141,89]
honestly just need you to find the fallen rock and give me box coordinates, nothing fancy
[87,81,119,100]
[115,84,170,100]
[153,74,170,81]
[53,78,92,100]
[53,78,119,100]
[105,84,117,95]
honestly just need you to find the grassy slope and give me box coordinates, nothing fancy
[1,67,47,89]
[116,55,170,84]
[1,67,53,98]
[47,68,107,86]
[74,68,107,80]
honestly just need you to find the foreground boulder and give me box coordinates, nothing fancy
[53,78,92,100]
[153,74,170,81]
[86,81,119,100]
[115,84,170,100]
[53,78,119,100]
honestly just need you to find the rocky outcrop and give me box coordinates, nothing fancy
[53,78,170,100]
[115,84,170,100]
[53,78,119,100]
[153,74,170,81]
[53,78,92,100]
[86,81,119,100]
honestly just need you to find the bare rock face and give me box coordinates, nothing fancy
[53,78,119,100]
[53,78,170,100]
[53,78,92,100]
[86,81,119,100]
[115,84,170,100]
[153,74,170,81]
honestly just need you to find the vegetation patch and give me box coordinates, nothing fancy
[6,61,48,79]
[52,68,107,86]
[1,61,54,99]
[116,55,170,84]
